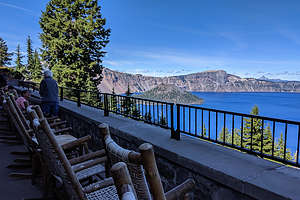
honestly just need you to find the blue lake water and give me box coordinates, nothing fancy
[192,92,300,122]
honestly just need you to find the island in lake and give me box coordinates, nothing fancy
[134,83,203,104]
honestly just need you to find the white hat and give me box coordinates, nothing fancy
[44,69,53,77]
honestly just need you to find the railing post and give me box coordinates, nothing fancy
[170,103,176,138]
[104,93,109,116]
[172,104,181,140]
[60,87,63,101]
[77,89,81,107]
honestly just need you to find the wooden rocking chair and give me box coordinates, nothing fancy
[99,123,195,200]
[26,106,108,183]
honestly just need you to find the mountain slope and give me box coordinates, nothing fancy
[98,68,300,94]
[134,84,203,104]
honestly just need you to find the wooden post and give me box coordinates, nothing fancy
[111,162,137,200]
[98,123,110,140]
[139,143,166,200]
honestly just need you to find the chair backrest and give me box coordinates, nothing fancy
[111,162,137,200]
[32,105,44,119]
[9,94,30,130]
[10,89,19,98]
[26,106,42,132]
[5,97,35,150]
[99,123,166,200]
[37,118,86,200]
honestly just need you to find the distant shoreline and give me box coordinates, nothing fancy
[190,91,300,93]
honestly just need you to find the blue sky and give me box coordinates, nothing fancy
[1,0,300,80]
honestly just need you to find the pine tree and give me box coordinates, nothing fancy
[218,127,230,143]
[218,128,242,146]
[120,84,140,118]
[0,37,13,66]
[39,0,110,99]
[159,111,167,126]
[131,102,141,118]
[239,105,275,155]
[200,123,207,137]
[15,44,24,72]
[121,84,132,116]
[294,151,298,162]
[242,105,264,151]
[26,36,34,78]
[274,132,293,160]
[262,124,273,155]
[144,112,152,122]
[31,50,43,81]
[110,88,118,112]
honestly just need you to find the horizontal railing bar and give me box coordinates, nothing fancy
[180,130,299,167]
[177,103,300,125]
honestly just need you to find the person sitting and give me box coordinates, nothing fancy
[16,90,30,110]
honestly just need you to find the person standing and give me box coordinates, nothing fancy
[39,69,59,116]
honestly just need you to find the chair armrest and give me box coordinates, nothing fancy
[50,120,67,127]
[83,178,114,194]
[69,149,106,165]
[46,116,60,122]
[28,129,34,134]
[61,135,91,150]
[54,127,72,135]
[165,178,195,200]
[72,156,107,172]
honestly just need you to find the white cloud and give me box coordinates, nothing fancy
[0,2,38,17]
[278,29,300,45]
[103,47,300,80]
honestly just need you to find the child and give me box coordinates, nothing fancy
[16,90,30,110]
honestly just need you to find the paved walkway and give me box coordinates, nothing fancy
[0,112,43,200]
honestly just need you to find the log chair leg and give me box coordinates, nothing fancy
[11,151,31,156]
[9,172,32,179]
[14,158,31,163]
[0,136,19,140]
[7,163,32,169]
[0,140,23,145]
[31,153,42,185]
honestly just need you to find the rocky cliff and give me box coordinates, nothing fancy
[99,68,300,94]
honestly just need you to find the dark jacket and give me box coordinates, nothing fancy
[0,74,7,88]
[39,77,58,103]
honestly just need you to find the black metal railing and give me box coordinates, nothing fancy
[176,104,300,167]
[19,81,300,167]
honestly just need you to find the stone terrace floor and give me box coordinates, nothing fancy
[0,111,43,200]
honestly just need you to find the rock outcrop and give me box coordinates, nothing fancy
[98,68,300,94]
[134,84,203,104]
